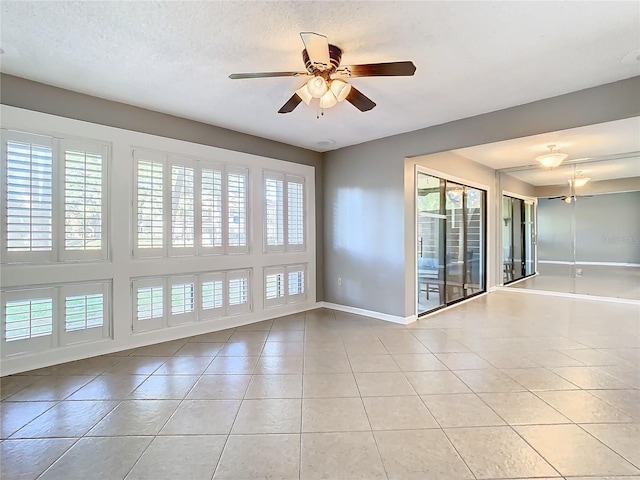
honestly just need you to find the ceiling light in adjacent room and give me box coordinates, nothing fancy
[569,172,591,188]
[536,145,568,169]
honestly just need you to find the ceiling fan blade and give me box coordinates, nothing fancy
[345,86,376,112]
[278,93,303,114]
[336,61,416,78]
[300,32,330,69]
[229,71,308,79]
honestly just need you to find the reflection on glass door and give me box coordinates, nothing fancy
[524,201,535,276]
[502,195,536,284]
[466,187,485,295]
[445,183,465,303]
[417,172,486,315]
[417,174,445,313]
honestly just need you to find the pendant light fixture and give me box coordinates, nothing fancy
[536,145,568,169]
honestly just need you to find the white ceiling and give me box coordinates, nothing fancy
[453,117,640,186]
[1,1,639,152]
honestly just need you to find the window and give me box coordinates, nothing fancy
[169,276,196,325]
[63,141,104,257]
[288,268,305,296]
[133,269,251,332]
[263,264,306,308]
[60,283,109,345]
[133,279,164,332]
[227,270,251,315]
[264,268,285,307]
[287,179,304,247]
[4,295,53,342]
[1,131,108,262]
[133,149,248,256]
[170,164,195,252]
[1,282,110,356]
[200,272,224,319]
[134,150,165,256]
[264,172,304,252]
[227,168,248,252]
[201,167,223,250]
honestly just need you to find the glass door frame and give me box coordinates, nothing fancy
[502,191,538,285]
[415,166,488,317]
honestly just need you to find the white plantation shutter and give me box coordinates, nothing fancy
[287,176,305,250]
[227,269,251,315]
[60,282,109,345]
[135,151,165,256]
[170,161,196,255]
[227,167,248,253]
[199,272,225,319]
[2,283,111,356]
[1,132,109,264]
[263,171,305,253]
[2,132,54,262]
[133,154,250,258]
[263,264,306,307]
[264,266,286,308]
[133,278,165,332]
[61,140,107,260]
[264,172,285,251]
[201,166,223,253]
[169,276,196,325]
[287,265,306,303]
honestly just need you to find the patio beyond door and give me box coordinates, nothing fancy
[417,172,486,316]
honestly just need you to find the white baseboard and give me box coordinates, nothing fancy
[495,286,640,305]
[318,302,416,325]
[539,260,640,267]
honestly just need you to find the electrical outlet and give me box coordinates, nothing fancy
[337,277,342,286]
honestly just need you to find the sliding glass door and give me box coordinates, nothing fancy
[417,172,486,315]
[502,195,536,284]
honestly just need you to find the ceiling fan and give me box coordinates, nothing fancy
[548,195,593,203]
[229,32,416,114]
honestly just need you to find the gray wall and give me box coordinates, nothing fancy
[324,76,640,317]
[538,191,640,263]
[500,173,538,198]
[0,74,326,300]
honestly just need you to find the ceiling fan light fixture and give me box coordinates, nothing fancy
[536,144,568,169]
[306,76,328,98]
[319,90,338,109]
[295,84,313,105]
[329,79,351,102]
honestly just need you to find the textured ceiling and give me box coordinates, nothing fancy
[1,1,639,153]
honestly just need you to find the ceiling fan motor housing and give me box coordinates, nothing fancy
[303,45,343,76]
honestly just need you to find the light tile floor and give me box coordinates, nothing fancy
[1,290,639,479]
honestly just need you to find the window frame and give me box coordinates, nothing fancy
[263,263,307,308]
[169,275,197,326]
[1,287,56,356]
[263,170,305,253]
[59,139,109,262]
[59,282,110,345]
[133,149,250,258]
[199,271,225,320]
[1,130,109,264]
